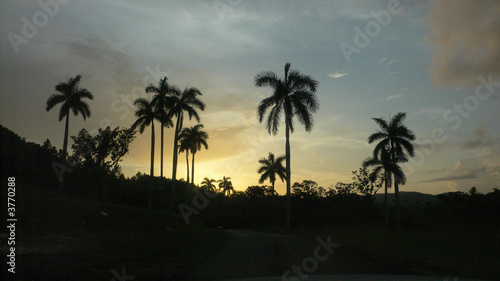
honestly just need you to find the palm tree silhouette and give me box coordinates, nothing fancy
[201,177,217,193]
[187,124,208,184]
[169,87,205,181]
[131,98,158,177]
[257,152,286,198]
[45,74,94,160]
[147,77,176,178]
[255,62,319,229]
[363,148,407,227]
[131,97,158,209]
[218,176,234,197]
[368,112,415,229]
[178,130,192,183]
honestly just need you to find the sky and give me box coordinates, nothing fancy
[1,0,499,195]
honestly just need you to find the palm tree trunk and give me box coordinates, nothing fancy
[384,172,389,227]
[172,113,183,180]
[285,115,291,230]
[149,121,155,209]
[160,123,164,178]
[391,141,401,230]
[62,112,70,160]
[394,179,400,230]
[185,151,190,184]
[191,152,195,184]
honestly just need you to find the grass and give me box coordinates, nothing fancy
[8,182,221,280]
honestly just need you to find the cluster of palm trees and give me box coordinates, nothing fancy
[200,176,234,196]
[131,77,207,183]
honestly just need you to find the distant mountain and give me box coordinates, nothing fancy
[373,191,440,206]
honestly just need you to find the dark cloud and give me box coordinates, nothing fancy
[459,124,499,150]
[426,0,500,87]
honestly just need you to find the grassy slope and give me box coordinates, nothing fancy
[6,181,221,280]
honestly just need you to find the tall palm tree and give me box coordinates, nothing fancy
[201,177,217,193]
[368,112,415,229]
[131,98,158,177]
[255,62,319,229]
[169,87,206,181]
[131,97,158,210]
[363,148,407,227]
[46,74,94,159]
[257,152,286,198]
[218,176,234,196]
[147,77,176,178]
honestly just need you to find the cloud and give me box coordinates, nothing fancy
[379,93,405,101]
[384,59,397,67]
[459,124,500,150]
[426,0,500,87]
[327,72,349,79]
[377,57,388,64]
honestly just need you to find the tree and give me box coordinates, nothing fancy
[46,74,94,159]
[245,185,269,199]
[255,62,319,229]
[257,152,286,198]
[368,112,415,229]
[351,167,383,197]
[188,124,208,184]
[131,98,158,177]
[201,177,217,193]
[363,148,406,226]
[147,77,176,178]
[218,176,234,196]
[178,132,192,184]
[169,87,206,181]
[70,126,135,177]
[292,180,325,199]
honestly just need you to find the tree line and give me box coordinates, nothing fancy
[3,62,496,230]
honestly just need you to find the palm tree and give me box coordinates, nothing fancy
[147,77,175,178]
[257,152,286,198]
[201,177,217,193]
[178,132,192,183]
[187,124,208,184]
[255,62,319,229]
[363,148,407,227]
[169,87,206,181]
[46,74,94,159]
[368,112,415,229]
[218,176,234,196]
[131,97,158,210]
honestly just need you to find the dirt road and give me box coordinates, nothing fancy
[184,229,411,281]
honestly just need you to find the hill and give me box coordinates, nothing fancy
[1,181,220,280]
[373,191,440,206]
